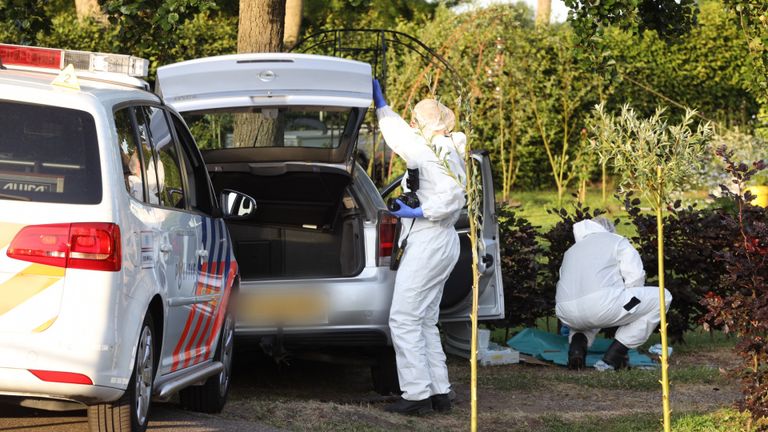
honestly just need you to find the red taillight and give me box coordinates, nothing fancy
[6,224,69,268]
[377,211,398,266]
[7,223,121,272]
[0,44,63,69]
[29,370,93,385]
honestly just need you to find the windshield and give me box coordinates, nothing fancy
[0,101,101,204]
[183,107,351,150]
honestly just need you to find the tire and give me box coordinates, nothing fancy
[88,314,156,432]
[179,309,234,413]
[370,347,400,396]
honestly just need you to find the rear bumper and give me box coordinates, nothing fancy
[235,266,395,346]
[0,368,123,405]
[0,303,135,405]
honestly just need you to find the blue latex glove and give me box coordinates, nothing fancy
[372,78,387,109]
[391,199,423,218]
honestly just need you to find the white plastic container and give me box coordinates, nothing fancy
[479,348,520,366]
[478,329,491,352]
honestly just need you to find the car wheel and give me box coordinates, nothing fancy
[88,314,155,432]
[370,347,400,396]
[179,309,234,413]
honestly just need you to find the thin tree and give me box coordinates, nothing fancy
[526,30,593,206]
[283,0,302,50]
[591,104,713,432]
[535,0,551,26]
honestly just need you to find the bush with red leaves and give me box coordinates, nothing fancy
[702,146,768,425]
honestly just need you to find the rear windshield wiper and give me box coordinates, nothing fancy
[0,192,30,201]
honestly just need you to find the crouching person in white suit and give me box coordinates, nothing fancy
[556,217,672,371]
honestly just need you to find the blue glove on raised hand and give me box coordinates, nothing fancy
[390,199,424,218]
[372,78,387,109]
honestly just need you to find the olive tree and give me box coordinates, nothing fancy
[590,103,713,432]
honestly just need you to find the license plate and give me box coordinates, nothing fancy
[238,291,328,325]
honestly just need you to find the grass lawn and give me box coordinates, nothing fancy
[501,186,712,236]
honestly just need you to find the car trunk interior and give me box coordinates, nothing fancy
[209,168,364,280]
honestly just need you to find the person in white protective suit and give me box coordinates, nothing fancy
[372,79,466,415]
[556,217,672,371]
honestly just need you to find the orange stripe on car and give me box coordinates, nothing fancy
[0,264,64,316]
[33,316,58,332]
[0,222,23,249]
[201,261,238,361]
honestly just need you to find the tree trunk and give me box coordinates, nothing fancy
[283,0,303,51]
[235,0,287,148]
[74,0,106,22]
[238,0,286,53]
[535,0,551,26]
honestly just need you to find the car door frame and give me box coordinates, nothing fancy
[379,149,504,322]
[162,107,236,373]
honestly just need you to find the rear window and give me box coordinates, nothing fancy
[0,101,101,204]
[184,107,351,150]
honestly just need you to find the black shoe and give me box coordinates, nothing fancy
[568,332,588,370]
[431,393,451,413]
[384,397,433,416]
[602,339,629,370]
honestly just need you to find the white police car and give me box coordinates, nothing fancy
[0,44,248,432]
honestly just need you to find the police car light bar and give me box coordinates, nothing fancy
[0,43,149,77]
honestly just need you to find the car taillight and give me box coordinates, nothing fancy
[7,223,121,272]
[377,211,398,266]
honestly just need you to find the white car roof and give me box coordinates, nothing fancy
[0,68,159,111]
[156,53,373,113]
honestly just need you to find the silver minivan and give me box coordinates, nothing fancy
[156,53,503,394]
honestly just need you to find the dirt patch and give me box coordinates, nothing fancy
[669,346,742,369]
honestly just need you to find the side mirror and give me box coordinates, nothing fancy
[220,189,257,220]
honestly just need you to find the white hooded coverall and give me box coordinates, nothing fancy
[376,105,466,401]
[555,220,672,349]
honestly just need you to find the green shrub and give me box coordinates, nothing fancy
[494,205,543,328]
[38,13,119,53]
[622,193,737,343]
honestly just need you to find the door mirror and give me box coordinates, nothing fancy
[220,189,257,220]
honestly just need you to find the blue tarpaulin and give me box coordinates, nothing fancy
[507,328,657,368]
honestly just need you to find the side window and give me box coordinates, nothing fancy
[134,107,161,206]
[145,106,186,209]
[170,114,214,214]
[151,107,185,208]
[114,108,145,201]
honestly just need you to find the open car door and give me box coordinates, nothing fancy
[381,150,504,355]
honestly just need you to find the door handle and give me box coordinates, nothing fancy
[478,253,494,274]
